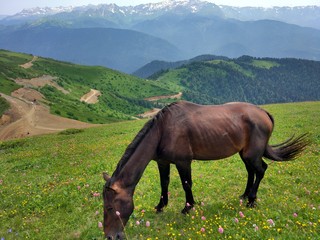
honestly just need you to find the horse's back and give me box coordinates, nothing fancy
[157,101,273,161]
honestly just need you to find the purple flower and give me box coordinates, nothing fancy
[293,212,298,217]
[267,219,275,227]
[98,222,103,228]
[92,192,100,197]
[200,227,205,233]
[146,221,150,227]
[234,217,239,223]
[218,226,224,234]
[239,211,245,218]
[201,216,206,221]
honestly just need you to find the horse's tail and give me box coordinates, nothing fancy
[263,133,310,161]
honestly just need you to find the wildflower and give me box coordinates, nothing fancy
[186,202,191,207]
[98,222,103,228]
[136,221,140,225]
[200,227,205,233]
[146,221,150,227]
[239,199,243,205]
[201,216,206,221]
[92,192,100,197]
[239,211,245,218]
[253,224,259,231]
[0,179,3,184]
[77,186,81,190]
[218,226,224,234]
[95,211,99,215]
[234,217,239,223]
[293,212,298,217]
[141,209,145,213]
[201,202,205,206]
[267,219,275,227]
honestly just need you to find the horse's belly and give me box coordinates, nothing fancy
[193,146,240,160]
[191,134,243,160]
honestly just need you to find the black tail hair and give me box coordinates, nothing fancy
[263,133,310,161]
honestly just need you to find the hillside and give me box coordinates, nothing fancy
[149,56,320,105]
[0,101,319,239]
[0,50,175,125]
[133,55,229,78]
[0,26,184,73]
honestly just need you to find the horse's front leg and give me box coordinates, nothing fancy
[155,162,170,213]
[176,161,194,214]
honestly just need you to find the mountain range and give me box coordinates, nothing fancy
[0,0,319,73]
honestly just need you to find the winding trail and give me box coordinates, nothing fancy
[0,93,94,141]
[19,56,38,69]
[80,89,101,104]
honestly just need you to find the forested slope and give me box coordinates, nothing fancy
[152,56,320,104]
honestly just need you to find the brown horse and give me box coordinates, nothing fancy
[102,101,308,239]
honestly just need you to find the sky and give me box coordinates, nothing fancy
[1,0,320,15]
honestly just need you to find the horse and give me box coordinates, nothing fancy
[102,101,308,239]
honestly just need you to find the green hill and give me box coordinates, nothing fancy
[0,49,174,123]
[151,56,320,104]
[0,101,319,239]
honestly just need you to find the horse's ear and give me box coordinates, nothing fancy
[103,172,111,182]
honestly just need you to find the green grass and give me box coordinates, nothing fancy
[251,60,280,69]
[0,95,10,116]
[0,102,319,239]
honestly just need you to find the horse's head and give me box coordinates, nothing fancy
[102,173,134,239]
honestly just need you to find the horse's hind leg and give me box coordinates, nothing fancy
[176,161,195,214]
[247,159,268,207]
[155,162,171,212]
[239,155,255,200]
[240,138,268,207]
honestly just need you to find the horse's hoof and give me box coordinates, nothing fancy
[181,205,193,214]
[155,208,163,213]
[155,204,165,213]
[246,201,257,208]
[239,194,248,200]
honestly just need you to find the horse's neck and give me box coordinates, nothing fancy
[112,127,159,193]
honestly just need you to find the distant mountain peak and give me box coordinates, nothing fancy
[18,6,73,17]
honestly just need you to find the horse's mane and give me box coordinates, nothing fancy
[111,102,178,178]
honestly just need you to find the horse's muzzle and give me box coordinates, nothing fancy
[106,232,124,240]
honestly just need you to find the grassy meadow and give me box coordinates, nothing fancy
[0,101,319,239]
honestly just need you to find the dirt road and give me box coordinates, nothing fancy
[0,92,94,141]
[144,92,182,101]
[80,89,101,104]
